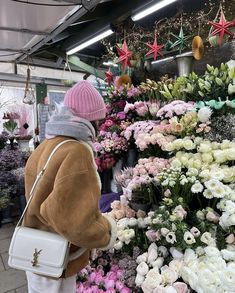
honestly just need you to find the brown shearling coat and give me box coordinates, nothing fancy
[23,136,111,277]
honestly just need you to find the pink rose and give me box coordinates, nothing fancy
[173,282,188,293]
[226,234,235,244]
[146,230,160,242]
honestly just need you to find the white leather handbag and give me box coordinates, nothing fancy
[8,140,87,278]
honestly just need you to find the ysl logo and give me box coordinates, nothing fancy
[31,248,42,267]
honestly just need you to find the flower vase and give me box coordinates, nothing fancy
[126,148,138,167]
[100,168,112,194]
[111,159,123,193]
[175,53,194,76]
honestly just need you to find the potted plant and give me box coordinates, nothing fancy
[3,119,18,149]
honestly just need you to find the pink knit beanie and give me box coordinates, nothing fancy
[64,80,106,121]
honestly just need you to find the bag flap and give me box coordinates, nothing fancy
[9,227,69,268]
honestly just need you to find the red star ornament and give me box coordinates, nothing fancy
[105,68,113,84]
[209,9,235,46]
[146,36,164,61]
[116,40,133,71]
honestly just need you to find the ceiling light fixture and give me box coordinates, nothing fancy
[67,28,114,55]
[132,0,179,21]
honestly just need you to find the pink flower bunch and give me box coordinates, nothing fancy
[196,121,211,133]
[127,85,141,97]
[99,119,116,132]
[110,200,137,220]
[124,101,149,117]
[77,265,131,293]
[97,133,128,155]
[135,131,176,151]
[95,154,116,172]
[123,121,157,141]
[157,100,195,119]
[133,157,170,177]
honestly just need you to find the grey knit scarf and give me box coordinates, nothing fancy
[45,106,96,151]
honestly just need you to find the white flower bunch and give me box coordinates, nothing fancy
[165,137,196,152]
[218,187,235,229]
[181,246,235,292]
[115,228,135,248]
[135,244,186,292]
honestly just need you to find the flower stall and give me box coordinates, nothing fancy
[80,61,235,293]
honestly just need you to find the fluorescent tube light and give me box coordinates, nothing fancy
[67,29,114,55]
[103,61,118,67]
[132,0,178,21]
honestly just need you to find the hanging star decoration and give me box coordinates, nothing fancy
[105,68,113,84]
[146,36,164,61]
[116,39,133,71]
[209,8,235,46]
[170,27,191,53]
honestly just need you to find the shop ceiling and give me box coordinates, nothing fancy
[0,0,233,77]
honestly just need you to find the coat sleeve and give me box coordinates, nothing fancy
[39,146,117,249]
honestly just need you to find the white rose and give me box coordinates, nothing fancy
[184,139,195,150]
[226,148,235,161]
[221,249,235,261]
[228,214,235,225]
[201,152,214,164]
[198,142,212,153]
[173,139,183,150]
[117,218,129,229]
[143,268,163,289]
[135,273,145,287]
[169,259,184,273]
[161,265,179,285]
[221,140,233,149]
[181,267,199,291]
[213,150,227,164]
[211,141,220,150]
[128,217,138,227]
[171,158,182,168]
[152,257,164,269]
[137,252,148,264]
[114,240,123,250]
[219,267,235,291]
[147,248,159,265]
[183,249,197,264]
[204,247,221,257]
[136,262,149,276]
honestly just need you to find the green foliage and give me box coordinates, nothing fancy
[3,119,18,135]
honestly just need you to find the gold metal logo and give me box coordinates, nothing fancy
[31,248,42,267]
